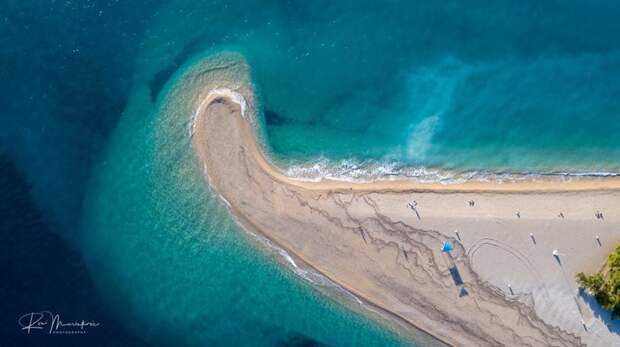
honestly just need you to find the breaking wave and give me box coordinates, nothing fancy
[280,157,620,185]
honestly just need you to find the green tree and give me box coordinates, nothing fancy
[576,245,620,319]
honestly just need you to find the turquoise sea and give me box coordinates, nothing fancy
[2,1,619,346]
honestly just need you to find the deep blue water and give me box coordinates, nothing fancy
[2,1,620,346]
[0,156,148,346]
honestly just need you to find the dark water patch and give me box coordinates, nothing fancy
[265,109,289,126]
[0,156,150,346]
[278,333,327,347]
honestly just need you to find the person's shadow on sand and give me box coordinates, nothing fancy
[553,254,562,266]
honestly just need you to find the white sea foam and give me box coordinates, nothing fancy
[189,87,249,138]
[282,157,620,185]
[206,88,248,117]
[284,158,464,184]
[240,223,364,305]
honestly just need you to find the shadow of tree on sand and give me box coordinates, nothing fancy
[579,288,620,334]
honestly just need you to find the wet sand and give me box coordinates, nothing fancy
[191,57,620,346]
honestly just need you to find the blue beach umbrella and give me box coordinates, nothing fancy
[441,241,454,253]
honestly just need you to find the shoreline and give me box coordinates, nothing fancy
[253,145,620,193]
[189,55,619,346]
[237,206,449,346]
[275,157,620,190]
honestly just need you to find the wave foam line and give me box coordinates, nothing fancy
[243,222,364,306]
[282,158,620,185]
[189,87,249,138]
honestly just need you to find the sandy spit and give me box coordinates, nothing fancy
[190,56,620,346]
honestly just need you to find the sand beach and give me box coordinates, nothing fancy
[191,57,620,346]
